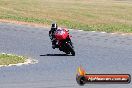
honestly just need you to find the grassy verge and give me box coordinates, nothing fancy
[0,53,26,66]
[0,0,132,32]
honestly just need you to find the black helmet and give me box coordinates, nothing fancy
[51,23,58,29]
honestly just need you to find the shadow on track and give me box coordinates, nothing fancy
[40,54,73,56]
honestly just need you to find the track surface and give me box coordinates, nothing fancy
[0,22,132,88]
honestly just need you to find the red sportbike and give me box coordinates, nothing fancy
[54,28,75,56]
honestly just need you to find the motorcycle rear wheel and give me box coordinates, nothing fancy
[67,42,75,56]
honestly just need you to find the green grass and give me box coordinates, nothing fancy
[0,53,26,65]
[0,0,132,32]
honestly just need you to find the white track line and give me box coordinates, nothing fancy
[91,31,96,32]
[101,32,106,33]
[78,30,83,31]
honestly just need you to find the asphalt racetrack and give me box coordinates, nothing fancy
[0,22,132,88]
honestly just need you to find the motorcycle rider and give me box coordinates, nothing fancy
[49,23,58,49]
[49,23,72,49]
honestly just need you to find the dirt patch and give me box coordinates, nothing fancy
[0,19,50,28]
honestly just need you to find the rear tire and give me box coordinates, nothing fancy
[71,51,75,56]
[67,43,75,56]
